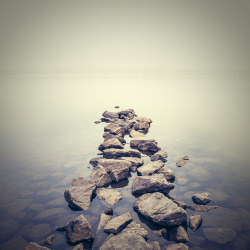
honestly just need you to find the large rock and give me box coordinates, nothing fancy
[65,215,94,244]
[137,160,164,176]
[102,110,119,119]
[176,226,189,243]
[122,221,149,240]
[104,212,132,234]
[133,192,188,226]
[132,174,174,194]
[90,165,112,187]
[203,227,237,244]
[189,215,202,231]
[98,138,124,151]
[165,243,189,250]
[158,167,175,180]
[138,142,161,152]
[192,192,213,205]
[109,165,129,182]
[89,158,132,172]
[25,242,50,250]
[103,148,141,159]
[133,121,150,130]
[96,188,122,205]
[64,178,96,210]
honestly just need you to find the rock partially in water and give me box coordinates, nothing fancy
[133,192,188,226]
[104,212,132,234]
[65,215,94,244]
[25,242,50,250]
[135,116,152,124]
[90,165,112,187]
[118,157,144,167]
[158,167,175,180]
[137,160,164,176]
[133,121,150,131]
[103,133,126,144]
[192,192,213,205]
[138,141,161,152]
[118,109,137,119]
[122,221,149,240]
[132,174,174,194]
[176,158,187,167]
[97,213,112,232]
[203,227,237,244]
[104,207,113,215]
[64,178,96,210]
[152,228,168,237]
[44,235,55,245]
[96,188,122,205]
[98,138,124,151]
[187,205,218,212]
[109,164,129,182]
[129,130,145,138]
[103,148,141,159]
[104,123,126,135]
[164,243,189,250]
[189,215,202,231]
[102,110,119,119]
[173,200,188,209]
[72,243,84,250]
[176,226,189,243]
[130,138,156,148]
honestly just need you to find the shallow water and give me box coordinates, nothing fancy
[0,72,250,249]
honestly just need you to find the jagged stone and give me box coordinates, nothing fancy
[25,242,50,250]
[176,226,189,243]
[138,141,161,152]
[44,235,55,245]
[118,109,137,119]
[118,157,144,167]
[158,167,175,180]
[102,110,119,119]
[133,121,150,130]
[187,205,218,212]
[122,221,149,239]
[129,130,145,138]
[130,138,156,148]
[96,188,122,205]
[109,164,129,182]
[98,138,124,151]
[90,165,112,187]
[189,215,202,231]
[104,123,126,135]
[164,243,189,250]
[137,160,164,176]
[135,117,152,124]
[103,148,141,159]
[192,192,213,205]
[97,213,112,232]
[103,133,126,144]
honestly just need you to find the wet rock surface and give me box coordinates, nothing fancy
[96,188,122,205]
[103,148,141,158]
[137,160,164,176]
[90,165,112,187]
[25,242,51,250]
[121,221,149,239]
[98,137,124,151]
[189,215,202,231]
[158,166,175,180]
[192,192,213,205]
[165,243,189,250]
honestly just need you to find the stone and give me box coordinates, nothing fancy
[118,157,144,166]
[27,224,51,240]
[165,243,189,250]
[133,121,150,130]
[118,109,136,119]
[100,232,155,250]
[135,116,152,124]
[176,226,189,243]
[94,121,101,124]
[138,142,161,152]
[114,106,119,108]
[129,130,145,138]
[64,178,96,210]
[102,110,119,119]
[44,235,55,245]
[183,156,189,160]
[65,215,94,244]
[56,226,66,231]
[137,160,164,176]
[132,174,174,194]
[173,200,188,209]
[158,167,175,180]
[130,138,156,148]
[192,192,213,205]
[176,158,187,167]
[133,192,188,226]
[203,227,237,244]
[149,241,161,250]
[189,215,202,231]
[96,188,122,205]
[98,138,124,151]
[104,207,113,215]
[109,165,129,182]
[103,148,141,159]
[25,242,50,250]
[72,244,84,250]
[152,228,168,237]
[187,205,218,212]
[90,165,112,187]
[104,123,126,135]
[97,213,112,232]
[89,158,132,172]
[150,154,167,162]
[104,212,132,234]
[122,221,149,239]
[103,133,126,144]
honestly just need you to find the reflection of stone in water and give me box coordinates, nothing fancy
[0,219,19,240]
[47,197,65,208]
[205,188,229,202]
[8,199,32,215]
[34,208,65,220]
[0,237,26,250]
[27,223,51,240]
[111,179,129,189]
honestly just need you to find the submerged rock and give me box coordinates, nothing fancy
[98,138,124,151]
[44,235,55,245]
[122,221,149,240]
[192,192,213,205]
[104,212,132,234]
[132,174,174,194]
[176,158,187,167]
[90,165,112,187]
[137,160,164,176]
[109,165,129,182]
[65,215,94,244]
[158,167,175,180]
[133,192,188,226]
[96,188,122,205]
[165,243,189,250]
[189,215,202,231]
[187,205,218,212]
[25,242,50,250]
[103,148,141,159]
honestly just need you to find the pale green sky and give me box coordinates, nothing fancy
[0,0,249,73]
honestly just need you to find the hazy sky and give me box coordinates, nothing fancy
[0,0,249,73]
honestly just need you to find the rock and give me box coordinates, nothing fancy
[103,148,141,159]
[118,109,136,119]
[135,117,152,124]
[90,165,112,187]
[176,226,189,243]
[189,215,202,231]
[133,121,150,130]
[109,164,129,182]
[104,123,126,135]
[56,226,66,231]
[97,213,112,232]
[150,154,167,162]
[176,158,187,167]
[192,192,213,205]
[137,160,164,176]
[133,192,188,226]
[96,188,122,205]
[152,228,168,237]
[129,130,145,138]
[149,241,161,250]
[138,141,161,152]
[25,242,50,250]
[122,221,149,239]
[104,207,113,215]
[158,167,175,180]
[89,158,132,172]
[187,205,218,212]
[100,232,156,250]
[44,235,55,245]
[132,174,174,194]
[114,106,119,108]
[165,243,189,250]
[173,200,188,209]
[64,179,96,210]
[118,157,144,166]
[101,117,115,123]
[94,121,101,124]
[103,133,126,144]
[104,212,132,234]
[203,227,237,244]
[65,215,94,244]
[98,138,124,151]
[130,138,156,148]
[72,244,84,250]
[102,110,119,119]
[183,156,189,160]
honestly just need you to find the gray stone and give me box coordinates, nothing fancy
[102,110,119,119]
[89,158,132,172]
[103,148,141,159]
[130,138,156,148]
[187,205,218,212]
[72,244,84,250]
[173,200,188,209]
[152,228,168,237]
[192,192,213,205]
[104,212,132,234]
[97,213,112,232]
[158,167,175,180]
[98,138,124,151]
[189,215,202,231]
[150,154,167,162]
[104,207,113,215]
[129,130,145,138]
[109,164,129,182]
[132,174,174,194]
[133,121,150,130]
[25,242,50,250]
[103,133,126,144]
[165,243,189,250]
[133,192,188,226]
[138,141,161,152]
[118,157,144,166]
[203,227,237,244]
[65,215,94,244]
[176,226,189,243]
[176,158,187,167]
[44,235,55,245]
[137,160,164,176]
[122,221,149,239]
[104,123,126,135]
[96,188,122,205]
[90,165,112,187]
[149,241,161,250]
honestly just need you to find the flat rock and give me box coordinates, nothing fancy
[97,213,112,232]
[130,138,156,148]
[189,215,202,231]
[192,192,213,205]
[104,123,126,135]
[89,158,132,172]
[98,138,124,151]
[96,188,122,205]
[176,158,187,167]
[158,167,175,180]
[133,121,150,130]
[135,116,152,124]
[150,154,167,162]
[138,142,161,152]
[129,130,145,138]
[104,212,132,234]
[65,215,94,244]
[25,242,50,250]
[165,243,189,250]
[103,148,141,159]
[132,174,174,194]
[137,160,164,176]
[122,221,149,239]
[173,200,188,209]
[103,133,126,144]
[64,178,96,210]
[90,165,112,187]
[109,165,129,182]
[102,110,119,119]
[187,205,218,212]
[203,227,237,244]
[133,192,188,226]
[118,157,144,166]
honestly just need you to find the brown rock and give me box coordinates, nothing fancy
[137,160,164,176]
[98,138,124,151]
[90,165,112,187]
[96,188,122,205]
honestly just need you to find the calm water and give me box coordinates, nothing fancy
[0,72,250,249]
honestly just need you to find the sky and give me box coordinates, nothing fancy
[0,0,249,74]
